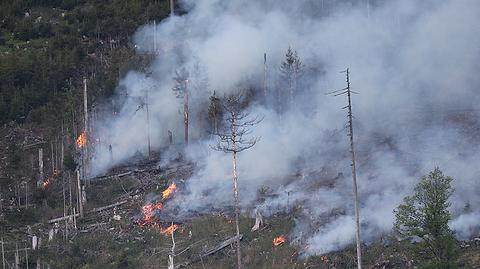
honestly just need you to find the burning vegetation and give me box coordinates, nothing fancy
[139,182,178,227]
[160,223,179,235]
[76,131,86,148]
[162,182,177,199]
[42,178,51,189]
[273,235,286,246]
[141,202,163,221]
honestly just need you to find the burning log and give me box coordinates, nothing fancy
[162,182,177,199]
[160,224,179,235]
[273,235,286,246]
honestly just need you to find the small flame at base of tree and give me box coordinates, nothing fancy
[42,178,51,188]
[42,170,59,189]
[273,235,286,246]
[76,131,87,148]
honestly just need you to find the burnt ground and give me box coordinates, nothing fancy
[1,149,479,269]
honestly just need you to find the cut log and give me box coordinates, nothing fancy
[48,200,128,223]
[86,171,133,182]
[22,141,46,150]
[48,213,80,224]
[89,200,127,213]
[175,234,243,268]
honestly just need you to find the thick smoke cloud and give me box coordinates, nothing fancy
[92,0,480,255]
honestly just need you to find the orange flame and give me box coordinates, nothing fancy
[76,131,87,148]
[162,182,177,199]
[320,255,329,262]
[42,178,51,188]
[160,224,179,235]
[142,202,163,221]
[273,235,286,246]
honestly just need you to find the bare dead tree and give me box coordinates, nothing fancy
[133,73,153,157]
[327,68,362,269]
[211,92,262,269]
[173,69,190,145]
[208,91,222,135]
[167,223,176,269]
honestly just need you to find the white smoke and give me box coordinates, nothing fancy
[92,0,480,255]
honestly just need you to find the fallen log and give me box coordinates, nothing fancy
[175,234,243,268]
[22,141,46,149]
[48,200,128,223]
[48,213,80,224]
[90,200,128,213]
[87,171,133,182]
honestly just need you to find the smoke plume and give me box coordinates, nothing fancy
[92,0,480,255]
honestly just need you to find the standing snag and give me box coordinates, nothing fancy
[211,92,262,269]
[328,68,362,269]
[208,91,222,135]
[173,68,190,145]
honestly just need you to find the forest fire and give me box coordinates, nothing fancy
[142,202,163,221]
[160,224,179,235]
[76,131,86,148]
[42,178,51,188]
[162,182,177,199]
[273,235,286,246]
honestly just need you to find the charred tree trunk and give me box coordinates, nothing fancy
[184,80,189,145]
[212,93,261,269]
[38,148,44,181]
[83,77,88,179]
[232,139,241,269]
[345,69,362,269]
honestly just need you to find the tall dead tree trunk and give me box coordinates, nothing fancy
[38,149,43,180]
[76,170,83,217]
[1,238,5,269]
[263,53,267,98]
[212,93,262,269]
[168,226,176,269]
[83,77,88,179]
[145,87,151,157]
[345,69,362,269]
[173,69,190,146]
[184,80,189,145]
[328,68,362,269]
[231,119,241,269]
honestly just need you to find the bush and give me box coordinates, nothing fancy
[394,167,459,268]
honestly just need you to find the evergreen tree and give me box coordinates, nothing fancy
[279,46,304,109]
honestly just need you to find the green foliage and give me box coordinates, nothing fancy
[394,167,459,268]
[0,0,170,125]
[5,207,41,225]
[63,149,77,171]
